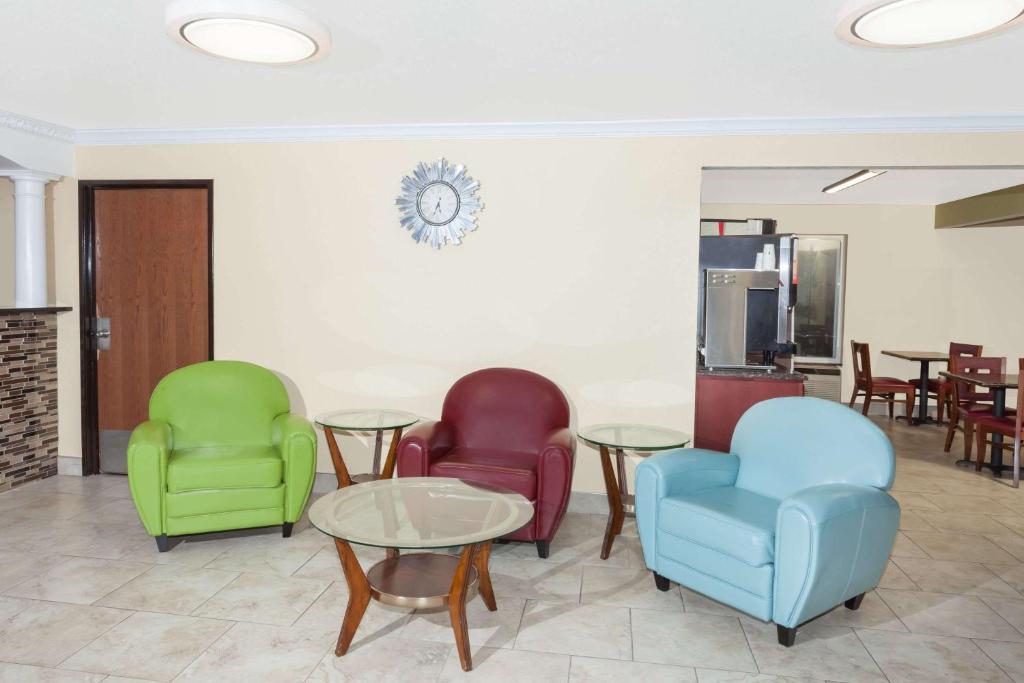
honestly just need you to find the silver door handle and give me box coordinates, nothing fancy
[94,317,111,350]
[94,330,110,338]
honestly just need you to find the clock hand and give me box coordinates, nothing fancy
[433,197,443,215]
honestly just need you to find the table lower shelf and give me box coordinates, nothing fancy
[366,553,479,609]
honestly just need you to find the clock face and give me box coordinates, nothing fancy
[416,181,461,226]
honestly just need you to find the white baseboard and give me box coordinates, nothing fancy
[57,457,83,476]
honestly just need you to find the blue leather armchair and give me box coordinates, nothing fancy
[636,397,899,646]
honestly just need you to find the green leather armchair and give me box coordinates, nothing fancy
[127,360,317,551]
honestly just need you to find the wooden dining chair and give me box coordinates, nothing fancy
[909,342,982,425]
[943,355,1006,462]
[975,358,1023,486]
[849,341,915,420]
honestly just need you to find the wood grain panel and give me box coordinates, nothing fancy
[95,188,209,430]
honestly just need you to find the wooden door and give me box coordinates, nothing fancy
[93,187,210,471]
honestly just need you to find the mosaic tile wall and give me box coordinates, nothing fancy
[0,312,59,491]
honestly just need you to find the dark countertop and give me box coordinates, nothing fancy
[0,305,73,314]
[698,367,806,381]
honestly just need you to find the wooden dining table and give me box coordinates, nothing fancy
[881,350,949,425]
[940,370,1019,477]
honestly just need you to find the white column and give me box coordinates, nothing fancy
[5,171,60,307]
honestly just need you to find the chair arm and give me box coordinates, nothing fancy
[773,484,899,628]
[273,413,317,522]
[535,428,576,540]
[127,420,173,536]
[635,448,740,570]
[396,420,455,477]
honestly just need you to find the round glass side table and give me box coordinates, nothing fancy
[315,409,420,487]
[309,477,534,671]
[578,423,691,560]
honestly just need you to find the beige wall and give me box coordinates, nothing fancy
[57,132,1024,492]
[0,178,13,304]
[701,203,1024,399]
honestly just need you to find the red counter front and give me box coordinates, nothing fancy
[694,372,806,452]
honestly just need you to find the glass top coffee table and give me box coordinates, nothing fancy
[309,477,534,672]
[315,409,421,487]
[578,423,691,560]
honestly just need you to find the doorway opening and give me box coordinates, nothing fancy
[78,180,213,475]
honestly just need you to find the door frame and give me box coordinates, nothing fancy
[78,180,214,476]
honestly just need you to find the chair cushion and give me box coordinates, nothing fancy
[870,377,915,391]
[167,445,283,492]
[430,448,538,499]
[658,486,779,567]
[908,377,942,391]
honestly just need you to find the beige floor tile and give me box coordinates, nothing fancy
[202,535,324,578]
[891,476,945,494]
[0,595,31,621]
[175,621,333,682]
[489,556,584,602]
[49,522,154,561]
[514,601,632,660]
[3,557,150,605]
[987,564,1024,595]
[59,611,230,681]
[679,587,749,619]
[306,637,450,682]
[117,536,241,567]
[891,492,942,512]
[581,564,683,611]
[402,597,525,649]
[878,588,1024,641]
[982,596,1024,635]
[0,663,105,682]
[77,498,144,526]
[919,511,1019,535]
[989,534,1024,562]
[292,546,344,581]
[16,474,130,499]
[741,620,885,682]
[877,560,919,590]
[570,656,698,682]
[890,531,930,558]
[892,556,1022,598]
[898,510,937,531]
[857,629,1012,682]
[993,516,1024,536]
[438,645,570,681]
[0,492,109,521]
[902,531,1019,563]
[192,572,329,626]
[95,564,239,615]
[975,639,1024,683]
[291,581,412,647]
[631,610,756,672]
[0,551,72,586]
[812,591,907,631]
[0,602,130,667]
[695,671,822,682]
[923,493,1016,515]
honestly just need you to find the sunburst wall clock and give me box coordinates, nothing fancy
[396,158,483,249]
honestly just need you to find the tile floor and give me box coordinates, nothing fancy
[2,419,1024,681]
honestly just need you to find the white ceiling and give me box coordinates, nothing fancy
[701,167,1024,205]
[2,1,1024,131]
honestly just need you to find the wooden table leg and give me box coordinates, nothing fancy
[380,427,404,480]
[599,445,624,560]
[333,539,369,655]
[474,540,496,611]
[324,428,353,488]
[449,543,481,671]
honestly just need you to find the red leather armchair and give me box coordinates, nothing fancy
[396,368,575,558]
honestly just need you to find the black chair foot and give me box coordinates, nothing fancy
[777,624,797,647]
[155,534,170,553]
[845,593,865,610]
[654,573,671,592]
[536,540,550,558]
[282,522,294,538]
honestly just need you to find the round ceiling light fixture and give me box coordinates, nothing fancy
[166,0,331,64]
[837,0,1024,48]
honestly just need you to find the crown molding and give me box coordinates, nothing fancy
[0,110,75,143]
[6,109,1024,146]
[71,114,1024,145]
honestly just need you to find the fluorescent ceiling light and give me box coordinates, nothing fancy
[837,0,1024,48]
[166,0,330,64]
[822,169,888,194]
